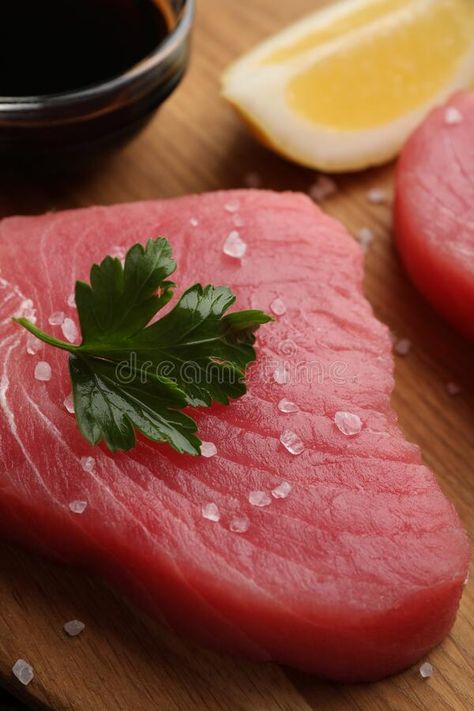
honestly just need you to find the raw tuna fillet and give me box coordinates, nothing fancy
[395,91,474,340]
[0,191,469,682]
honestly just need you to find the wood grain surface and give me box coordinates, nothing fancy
[0,1,473,709]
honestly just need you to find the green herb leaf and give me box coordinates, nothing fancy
[69,355,199,454]
[76,238,176,344]
[124,284,267,407]
[15,237,272,454]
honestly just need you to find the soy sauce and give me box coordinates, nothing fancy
[0,0,170,97]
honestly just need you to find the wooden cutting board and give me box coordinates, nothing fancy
[0,1,473,709]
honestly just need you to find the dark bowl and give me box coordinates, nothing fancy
[0,0,195,171]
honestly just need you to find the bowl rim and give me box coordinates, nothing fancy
[0,0,195,111]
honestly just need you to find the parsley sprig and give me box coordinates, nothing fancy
[15,238,271,455]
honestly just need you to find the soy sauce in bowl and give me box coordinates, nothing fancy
[0,0,194,169]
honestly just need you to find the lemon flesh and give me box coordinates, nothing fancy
[222,0,474,172]
[264,0,412,65]
[287,0,474,130]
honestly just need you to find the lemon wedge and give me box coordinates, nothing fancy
[222,0,474,172]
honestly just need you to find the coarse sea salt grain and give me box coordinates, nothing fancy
[419,662,433,679]
[64,393,75,414]
[334,411,362,436]
[270,297,287,316]
[0,276,7,288]
[64,619,85,637]
[223,231,247,259]
[224,200,240,213]
[34,361,52,382]
[62,317,78,343]
[394,338,411,356]
[249,490,272,507]
[69,500,88,514]
[280,429,305,455]
[26,334,41,355]
[273,364,289,385]
[229,515,250,533]
[446,381,461,396]
[308,174,337,202]
[272,481,292,499]
[201,441,217,458]
[444,106,463,125]
[243,171,261,189]
[189,217,199,227]
[356,227,375,251]
[202,502,220,522]
[67,293,76,308]
[15,299,37,324]
[16,297,31,313]
[367,188,388,205]
[48,311,65,326]
[12,659,34,686]
[80,456,95,472]
[278,398,298,414]
[110,245,126,260]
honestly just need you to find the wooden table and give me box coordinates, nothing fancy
[0,1,473,709]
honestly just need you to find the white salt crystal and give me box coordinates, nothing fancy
[64,619,85,637]
[334,411,362,436]
[243,171,262,189]
[367,188,388,205]
[394,338,411,356]
[444,107,463,125]
[12,659,34,686]
[202,502,220,522]
[110,245,126,260]
[278,398,298,414]
[446,381,461,396]
[69,500,88,514]
[224,200,240,213]
[67,292,76,308]
[464,571,469,585]
[15,298,36,324]
[308,175,337,202]
[223,231,247,259]
[61,317,78,343]
[270,297,287,316]
[48,311,65,326]
[419,661,433,679]
[272,481,292,499]
[26,333,41,355]
[80,456,95,472]
[0,277,7,288]
[356,227,375,251]
[280,430,305,455]
[233,214,245,228]
[273,364,289,385]
[229,515,250,533]
[249,490,272,507]
[34,361,51,382]
[18,298,33,313]
[189,217,199,227]
[201,441,217,458]
[64,393,75,414]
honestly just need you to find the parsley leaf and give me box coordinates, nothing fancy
[69,355,199,454]
[15,237,272,454]
[76,238,176,343]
